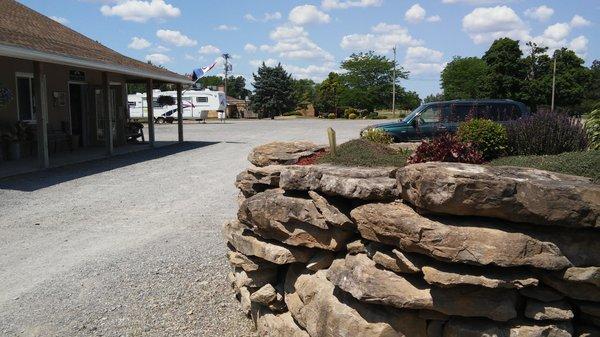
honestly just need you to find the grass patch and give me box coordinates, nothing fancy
[489,150,600,183]
[317,139,410,167]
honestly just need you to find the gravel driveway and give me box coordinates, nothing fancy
[0,119,374,337]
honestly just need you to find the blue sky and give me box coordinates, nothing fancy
[21,0,599,98]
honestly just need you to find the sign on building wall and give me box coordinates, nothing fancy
[69,70,86,82]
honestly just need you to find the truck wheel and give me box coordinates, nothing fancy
[156,117,165,124]
[166,118,174,124]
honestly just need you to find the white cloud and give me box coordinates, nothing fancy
[569,35,588,57]
[284,63,338,81]
[443,0,510,4]
[250,58,279,68]
[154,45,170,52]
[340,23,422,53]
[261,25,334,61]
[570,15,591,28]
[244,43,258,53]
[50,16,69,25]
[321,0,382,10]
[128,37,151,49]
[156,29,197,47]
[462,6,529,44]
[543,23,571,41]
[145,53,171,64]
[405,4,426,23]
[524,5,554,22]
[245,11,282,22]
[426,15,441,22]
[289,5,330,25]
[100,0,180,23]
[404,46,446,75]
[215,24,238,31]
[198,45,221,54]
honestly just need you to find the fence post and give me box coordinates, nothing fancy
[327,127,337,156]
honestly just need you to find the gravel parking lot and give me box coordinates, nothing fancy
[0,119,374,337]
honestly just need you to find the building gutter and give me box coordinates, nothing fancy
[0,43,193,84]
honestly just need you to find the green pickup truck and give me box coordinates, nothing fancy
[362,99,530,142]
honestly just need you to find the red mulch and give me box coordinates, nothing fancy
[296,150,327,165]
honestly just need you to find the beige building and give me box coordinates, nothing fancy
[0,0,190,170]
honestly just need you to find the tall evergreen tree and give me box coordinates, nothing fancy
[250,63,296,119]
[521,41,552,111]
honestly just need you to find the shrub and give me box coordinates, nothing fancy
[457,118,508,160]
[361,128,394,144]
[318,139,410,167]
[282,111,303,116]
[408,133,484,164]
[327,113,336,119]
[506,112,588,155]
[348,113,357,119]
[586,109,600,150]
[344,108,358,119]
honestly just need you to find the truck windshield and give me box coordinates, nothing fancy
[401,105,426,123]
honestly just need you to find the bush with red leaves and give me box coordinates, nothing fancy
[408,133,484,164]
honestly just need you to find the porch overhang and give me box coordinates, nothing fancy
[0,43,193,85]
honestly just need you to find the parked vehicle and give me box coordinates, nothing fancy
[362,100,530,142]
[128,89,226,123]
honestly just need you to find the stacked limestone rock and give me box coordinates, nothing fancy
[223,141,600,337]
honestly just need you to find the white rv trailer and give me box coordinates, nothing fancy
[127,89,227,123]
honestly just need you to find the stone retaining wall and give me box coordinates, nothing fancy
[223,142,600,337]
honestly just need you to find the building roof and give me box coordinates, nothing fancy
[0,0,191,84]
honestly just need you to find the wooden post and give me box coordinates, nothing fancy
[176,83,183,143]
[33,62,49,168]
[327,127,337,156]
[102,72,114,155]
[146,79,155,147]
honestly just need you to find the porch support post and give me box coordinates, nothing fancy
[176,83,183,143]
[33,62,49,168]
[146,79,155,147]
[102,72,114,155]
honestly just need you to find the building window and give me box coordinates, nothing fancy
[16,75,35,121]
[196,96,208,103]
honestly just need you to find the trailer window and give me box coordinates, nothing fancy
[196,97,208,103]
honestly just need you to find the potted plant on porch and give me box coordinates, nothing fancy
[1,122,34,160]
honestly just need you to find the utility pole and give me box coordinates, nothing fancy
[551,53,557,113]
[222,53,231,122]
[392,45,397,118]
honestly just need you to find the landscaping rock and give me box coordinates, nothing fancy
[443,318,573,337]
[285,265,427,337]
[327,254,518,321]
[352,202,571,270]
[365,242,424,274]
[525,299,574,321]
[248,141,325,167]
[397,162,600,229]
[239,286,252,315]
[421,265,538,289]
[231,267,277,289]
[346,239,367,254]
[226,250,276,272]
[306,251,336,271]
[238,189,353,250]
[250,284,277,306]
[561,267,600,287]
[235,165,283,197]
[541,274,600,302]
[254,307,310,337]
[520,286,565,302]
[577,325,600,337]
[223,220,315,264]
[279,165,399,201]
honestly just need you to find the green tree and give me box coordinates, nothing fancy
[315,72,344,116]
[441,56,488,100]
[482,38,526,100]
[552,48,590,112]
[292,79,317,110]
[396,89,421,110]
[339,51,408,112]
[250,63,296,119]
[521,41,552,111]
[423,93,445,103]
[582,60,600,113]
[197,75,223,89]
[227,76,251,100]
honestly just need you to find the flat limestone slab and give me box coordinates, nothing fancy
[352,202,571,270]
[327,254,518,322]
[397,162,600,228]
